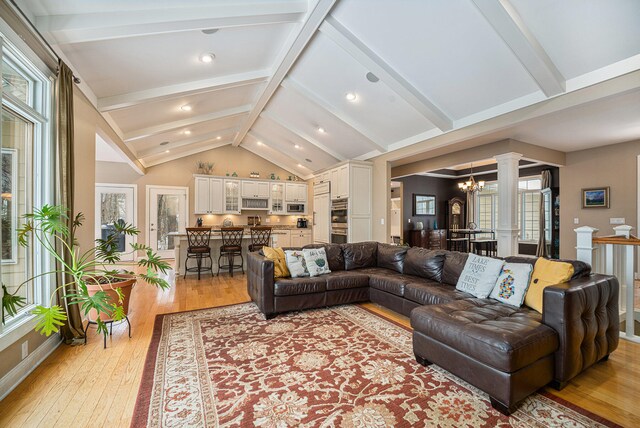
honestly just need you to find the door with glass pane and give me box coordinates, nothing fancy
[95,184,136,261]
[148,186,188,258]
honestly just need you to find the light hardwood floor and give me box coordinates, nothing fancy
[0,272,638,427]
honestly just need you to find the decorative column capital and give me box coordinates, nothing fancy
[493,152,523,163]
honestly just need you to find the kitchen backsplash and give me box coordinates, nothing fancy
[193,212,308,227]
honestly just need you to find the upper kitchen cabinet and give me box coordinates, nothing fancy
[194,176,223,215]
[224,179,241,214]
[269,182,286,215]
[285,183,307,202]
[241,181,270,199]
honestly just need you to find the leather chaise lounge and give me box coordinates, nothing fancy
[247,241,619,415]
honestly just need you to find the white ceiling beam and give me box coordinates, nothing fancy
[137,128,238,159]
[247,129,333,169]
[319,16,453,132]
[233,0,339,146]
[281,78,387,153]
[242,138,308,178]
[124,105,250,142]
[141,141,232,168]
[260,111,346,161]
[36,2,307,44]
[471,0,565,97]
[98,70,270,112]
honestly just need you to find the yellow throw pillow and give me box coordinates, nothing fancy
[524,258,574,313]
[263,247,290,278]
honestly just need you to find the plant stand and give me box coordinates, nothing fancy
[83,317,131,349]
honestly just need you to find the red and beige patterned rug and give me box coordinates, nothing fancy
[132,303,617,427]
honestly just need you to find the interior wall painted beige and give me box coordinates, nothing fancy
[559,139,640,259]
[95,144,311,246]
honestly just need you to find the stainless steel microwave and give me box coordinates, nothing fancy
[287,203,306,213]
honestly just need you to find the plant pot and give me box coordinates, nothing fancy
[85,275,136,322]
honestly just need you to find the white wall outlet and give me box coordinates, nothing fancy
[610,218,625,225]
[265,218,271,223]
[574,218,579,225]
[276,217,281,223]
[380,218,385,225]
[21,340,28,360]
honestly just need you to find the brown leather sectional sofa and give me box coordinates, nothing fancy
[247,241,619,415]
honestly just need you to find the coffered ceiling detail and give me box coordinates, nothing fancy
[17,0,640,178]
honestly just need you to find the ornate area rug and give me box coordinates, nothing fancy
[132,303,618,427]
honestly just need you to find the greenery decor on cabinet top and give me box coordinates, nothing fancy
[1,205,171,339]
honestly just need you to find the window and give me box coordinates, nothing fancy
[475,177,546,243]
[0,35,52,340]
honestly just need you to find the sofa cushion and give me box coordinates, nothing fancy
[367,271,412,297]
[441,251,469,285]
[403,248,446,282]
[325,271,370,291]
[456,254,505,298]
[411,299,558,373]
[376,244,408,273]
[502,256,591,280]
[274,277,326,296]
[303,247,331,277]
[342,242,378,270]
[525,258,574,313]
[405,281,474,306]
[303,243,345,272]
[284,250,310,278]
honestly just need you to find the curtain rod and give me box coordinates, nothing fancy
[7,0,81,83]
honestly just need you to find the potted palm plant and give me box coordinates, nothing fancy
[1,205,170,344]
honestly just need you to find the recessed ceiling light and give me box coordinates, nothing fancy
[181,104,192,112]
[199,53,215,63]
[317,127,325,133]
[345,92,357,102]
[216,136,222,140]
[165,150,170,153]
[184,130,191,135]
[297,163,303,167]
[160,141,170,146]
[257,141,263,146]
[294,144,300,149]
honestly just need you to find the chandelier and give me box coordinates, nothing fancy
[458,164,485,193]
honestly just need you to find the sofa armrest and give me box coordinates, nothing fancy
[542,274,619,384]
[247,252,275,318]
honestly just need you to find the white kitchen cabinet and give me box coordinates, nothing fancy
[194,176,223,214]
[285,183,307,202]
[223,179,241,214]
[269,183,286,215]
[271,230,291,247]
[242,180,269,199]
[290,229,312,247]
[336,165,349,199]
[313,193,330,243]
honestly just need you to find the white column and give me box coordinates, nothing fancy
[494,152,522,256]
[575,226,599,266]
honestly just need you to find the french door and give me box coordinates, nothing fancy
[95,184,136,261]
[147,186,188,259]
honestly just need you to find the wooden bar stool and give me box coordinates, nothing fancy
[249,226,272,252]
[184,227,213,280]
[471,239,498,257]
[448,237,468,252]
[218,227,244,277]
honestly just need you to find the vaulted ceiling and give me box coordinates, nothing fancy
[17,0,640,178]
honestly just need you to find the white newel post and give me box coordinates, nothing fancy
[494,152,522,257]
[575,226,599,266]
[613,225,636,338]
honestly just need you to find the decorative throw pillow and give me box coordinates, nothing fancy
[302,247,331,277]
[489,262,533,307]
[263,247,290,278]
[455,254,505,298]
[524,258,574,313]
[284,250,309,278]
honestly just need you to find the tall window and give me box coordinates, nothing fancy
[475,177,544,242]
[0,35,52,338]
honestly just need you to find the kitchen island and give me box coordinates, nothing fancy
[171,225,312,276]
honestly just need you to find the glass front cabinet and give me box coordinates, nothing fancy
[224,179,241,214]
[269,183,286,215]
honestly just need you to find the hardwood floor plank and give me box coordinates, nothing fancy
[0,271,638,427]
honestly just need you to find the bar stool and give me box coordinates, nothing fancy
[249,226,272,252]
[471,239,498,257]
[448,237,468,252]
[184,227,213,280]
[218,227,244,277]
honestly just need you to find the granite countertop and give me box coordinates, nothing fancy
[169,224,311,237]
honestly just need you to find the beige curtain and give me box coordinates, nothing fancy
[536,170,552,257]
[55,61,85,343]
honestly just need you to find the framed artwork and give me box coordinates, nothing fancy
[582,187,609,209]
[413,194,436,216]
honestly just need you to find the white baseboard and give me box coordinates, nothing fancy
[0,334,62,401]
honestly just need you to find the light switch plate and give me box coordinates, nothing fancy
[610,218,625,225]
[380,218,385,225]
[574,218,579,224]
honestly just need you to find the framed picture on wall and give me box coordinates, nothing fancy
[413,194,436,216]
[582,187,610,208]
